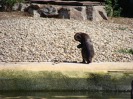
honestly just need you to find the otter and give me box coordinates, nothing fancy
[74,32,94,64]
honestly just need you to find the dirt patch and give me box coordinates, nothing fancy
[108,17,133,27]
[0,12,31,20]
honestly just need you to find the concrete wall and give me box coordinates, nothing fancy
[0,62,133,91]
[92,6,108,21]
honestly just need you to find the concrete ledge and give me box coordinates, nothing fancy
[0,62,133,91]
[0,62,133,72]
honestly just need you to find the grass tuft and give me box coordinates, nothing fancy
[118,49,133,55]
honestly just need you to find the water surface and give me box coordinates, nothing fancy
[0,91,130,99]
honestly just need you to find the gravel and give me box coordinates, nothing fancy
[0,17,133,62]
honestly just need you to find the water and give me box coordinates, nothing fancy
[0,91,130,99]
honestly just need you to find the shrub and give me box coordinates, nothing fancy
[105,0,122,17]
[1,0,24,11]
[118,49,133,55]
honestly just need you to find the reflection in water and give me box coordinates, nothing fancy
[0,91,130,99]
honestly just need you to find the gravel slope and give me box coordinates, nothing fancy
[0,17,133,62]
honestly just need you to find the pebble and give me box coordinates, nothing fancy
[0,17,133,62]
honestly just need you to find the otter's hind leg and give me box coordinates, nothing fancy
[81,59,86,63]
[86,58,92,64]
[81,50,86,63]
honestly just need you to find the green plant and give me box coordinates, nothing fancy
[105,0,122,17]
[118,27,127,30]
[118,49,133,55]
[1,0,24,11]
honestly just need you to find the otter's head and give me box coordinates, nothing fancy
[74,32,90,42]
[74,33,82,42]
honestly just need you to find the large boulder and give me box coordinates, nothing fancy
[58,5,107,21]
[58,6,87,20]
[22,3,108,21]
[92,6,108,21]
[70,6,87,20]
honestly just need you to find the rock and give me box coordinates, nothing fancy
[92,6,108,21]
[11,3,29,11]
[19,3,29,11]
[58,5,107,21]
[0,18,133,62]
[70,6,87,20]
[86,5,93,20]
[40,5,58,17]
[24,4,40,12]
[58,6,87,20]
[24,4,40,17]
[12,3,20,11]
[58,7,70,19]
[58,7,69,19]
[33,10,40,17]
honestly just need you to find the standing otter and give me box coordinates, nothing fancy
[74,32,94,64]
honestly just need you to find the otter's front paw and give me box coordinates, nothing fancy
[77,44,82,48]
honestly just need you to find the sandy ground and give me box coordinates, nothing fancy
[0,12,30,20]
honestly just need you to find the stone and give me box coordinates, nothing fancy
[28,8,40,17]
[33,10,40,18]
[24,4,40,17]
[86,5,93,20]
[12,3,20,11]
[92,6,108,21]
[10,3,29,11]
[58,5,107,21]
[40,5,58,17]
[70,6,87,20]
[58,6,87,20]
[0,17,132,62]
[19,3,30,11]
[24,4,40,12]
[58,7,70,19]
